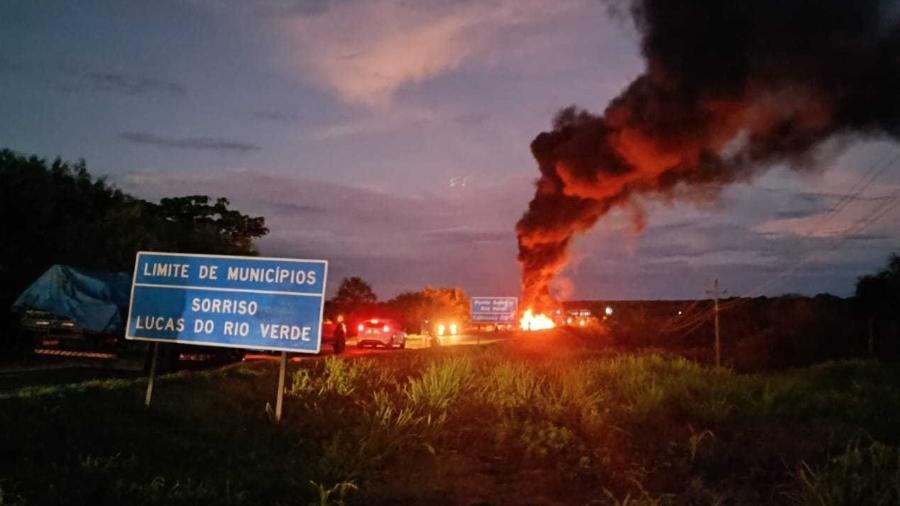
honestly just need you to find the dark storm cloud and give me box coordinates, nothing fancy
[119,132,261,153]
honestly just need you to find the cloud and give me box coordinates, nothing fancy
[116,169,526,296]
[753,190,900,239]
[311,104,441,140]
[452,111,491,126]
[277,0,577,106]
[424,228,508,244]
[564,157,900,298]
[0,56,185,98]
[773,209,821,219]
[0,55,26,72]
[119,132,262,153]
[216,0,340,17]
[265,202,326,216]
[81,72,186,97]
[113,141,900,300]
[251,110,303,123]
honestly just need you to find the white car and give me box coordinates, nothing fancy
[357,318,406,349]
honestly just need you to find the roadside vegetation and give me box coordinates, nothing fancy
[2,331,899,505]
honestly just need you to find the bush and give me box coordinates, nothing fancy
[793,438,900,506]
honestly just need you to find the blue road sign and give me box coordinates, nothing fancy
[126,252,328,353]
[470,296,518,323]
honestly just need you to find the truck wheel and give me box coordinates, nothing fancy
[333,336,346,354]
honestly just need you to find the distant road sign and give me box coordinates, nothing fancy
[471,296,518,323]
[126,252,327,353]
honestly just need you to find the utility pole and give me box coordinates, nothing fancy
[706,279,726,367]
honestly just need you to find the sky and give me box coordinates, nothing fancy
[2,0,899,300]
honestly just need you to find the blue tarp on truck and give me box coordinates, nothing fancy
[13,265,131,333]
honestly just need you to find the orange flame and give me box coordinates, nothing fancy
[519,309,556,331]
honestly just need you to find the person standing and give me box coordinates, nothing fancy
[333,315,347,354]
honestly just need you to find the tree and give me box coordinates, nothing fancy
[421,287,469,322]
[151,196,268,256]
[386,287,469,333]
[856,254,900,319]
[0,149,268,337]
[855,253,900,358]
[388,291,429,332]
[331,277,378,317]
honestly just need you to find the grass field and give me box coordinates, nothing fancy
[1,329,899,505]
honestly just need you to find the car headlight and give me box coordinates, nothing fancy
[449,323,458,335]
[437,324,446,336]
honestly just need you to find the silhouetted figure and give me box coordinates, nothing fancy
[333,315,347,354]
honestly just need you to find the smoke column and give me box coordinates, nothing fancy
[516,0,900,310]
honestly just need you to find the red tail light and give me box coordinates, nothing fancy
[382,325,390,332]
[357,324,364,332]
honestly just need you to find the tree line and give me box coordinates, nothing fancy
[326,276,469,334]
[591,252,900,368]
[1,149,471,345]
[0,149,268,334]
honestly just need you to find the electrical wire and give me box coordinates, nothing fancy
[656,148,900,335]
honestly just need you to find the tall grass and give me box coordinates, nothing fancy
[479,361,545,409]
[792,438,900,506]
[310,480,357,506]
[405,356,472,413]
[2,341,898,504]
[291,356,381,397]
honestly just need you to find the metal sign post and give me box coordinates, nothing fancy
[144,341,160,408]
[275,352,287,423]
[125,251,328,419]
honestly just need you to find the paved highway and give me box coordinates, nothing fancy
[0,333,515,392]
[242,332,511,362]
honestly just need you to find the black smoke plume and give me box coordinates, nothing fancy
[517,0,900,310]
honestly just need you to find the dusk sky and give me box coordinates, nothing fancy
[3,0,899,300]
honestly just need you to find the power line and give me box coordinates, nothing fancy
[743,187,900,297]
[802,150,900,239]
[655,149,900,346]
[738,149,900,298]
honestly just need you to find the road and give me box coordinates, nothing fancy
[242,332,509,362]
[0,332,513,392]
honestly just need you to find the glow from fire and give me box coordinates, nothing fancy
[519,309,555,331]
